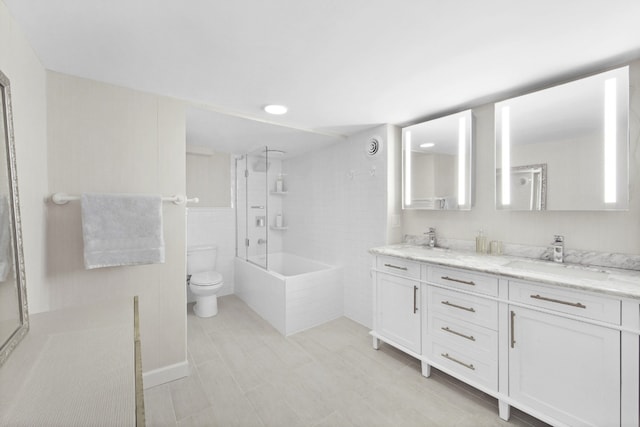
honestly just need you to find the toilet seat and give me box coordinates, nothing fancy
[190,271,223,286]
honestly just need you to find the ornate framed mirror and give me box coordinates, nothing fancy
[0,69,28,367]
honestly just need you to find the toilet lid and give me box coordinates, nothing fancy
[190,271,223,286]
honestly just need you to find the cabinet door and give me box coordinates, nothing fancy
[509,306,620,426]
[375,273,421,353]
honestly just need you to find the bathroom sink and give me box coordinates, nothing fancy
[420,246,450,252]
[507,260,610,281]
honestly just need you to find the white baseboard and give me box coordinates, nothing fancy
[143,360,190,389]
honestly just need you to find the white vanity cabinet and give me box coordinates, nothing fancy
[509,305,620,426]
[508,280,622,426]
[370,250,640,427]
[372,256,422,354]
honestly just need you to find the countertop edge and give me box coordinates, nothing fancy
[370,245,640,301]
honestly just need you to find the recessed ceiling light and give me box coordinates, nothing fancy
[420,142,435,148]
[264,104,288,115]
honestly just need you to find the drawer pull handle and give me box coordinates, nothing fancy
[384,263,408,271]
[441,300,476,313]
[441,276,475,286]
[441,326,475,341]
[441,353,475,370]
[530,294,586,309]
[413,286,418,314]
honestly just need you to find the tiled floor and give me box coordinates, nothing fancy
[144,296,549,427]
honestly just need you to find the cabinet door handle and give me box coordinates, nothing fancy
[413,286,418,314]
[441,300,476,313]
[441,353,475,370]
[441,326,475,341]
[441,276,476,286]
[510,310,516,348]
[384,263,408,271]
[530,294,586,309]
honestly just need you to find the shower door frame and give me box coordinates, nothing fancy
[235,147,270,270]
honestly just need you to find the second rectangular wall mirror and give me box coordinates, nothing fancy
[402,109,473,210]
[495,66,629,211]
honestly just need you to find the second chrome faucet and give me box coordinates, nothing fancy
[551,235,564,263]
[425,227,437,248]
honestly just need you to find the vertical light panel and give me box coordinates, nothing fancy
[457,116,466,206]
[501,106,511,205]
[404,131,412,206]
[604,78,617,204]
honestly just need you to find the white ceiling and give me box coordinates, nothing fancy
[4,0,640,155]
[186,106,341,158]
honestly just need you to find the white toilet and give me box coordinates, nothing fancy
[187,245,224,318]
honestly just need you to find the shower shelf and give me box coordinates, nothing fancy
[270,191,288,195]
[270,226,289,231]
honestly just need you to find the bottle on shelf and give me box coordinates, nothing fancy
[276,174,284,193]
[276,213,283,228]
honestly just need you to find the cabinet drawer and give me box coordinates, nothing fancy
[431,341,498,392]
[429,314,498,363]
[429,287,498,330]
[428,266,498,296]
[377,256,421,279]
[510,280,621,325]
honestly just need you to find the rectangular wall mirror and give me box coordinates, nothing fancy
[402,109,473,210]
[495,66,629,211]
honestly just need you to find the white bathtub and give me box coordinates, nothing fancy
[234,253,343,336]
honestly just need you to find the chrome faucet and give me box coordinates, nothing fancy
[551,235,564,263]
[425,227,437,248]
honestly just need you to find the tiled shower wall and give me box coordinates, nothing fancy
[282,125,395,328]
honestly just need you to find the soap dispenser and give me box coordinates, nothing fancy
[476,230,487,254]
[276,174,284,193]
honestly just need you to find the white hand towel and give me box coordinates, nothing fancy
[81,193,165,269]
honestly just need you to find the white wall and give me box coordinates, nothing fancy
[0,1,48,314]
[283,125,397,328]
[186,149,231,208]
[45,72,187,378]
[403,60,640,255]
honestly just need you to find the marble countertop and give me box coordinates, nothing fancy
[370,244,640,300]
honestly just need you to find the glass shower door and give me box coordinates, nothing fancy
[242,147,269,269]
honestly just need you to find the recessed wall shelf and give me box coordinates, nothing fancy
[270,191,288,195]
[270,226,288,231]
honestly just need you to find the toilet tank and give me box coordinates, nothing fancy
[187,245,218,275]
